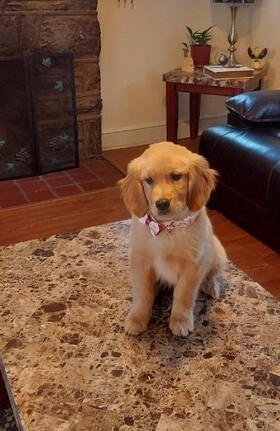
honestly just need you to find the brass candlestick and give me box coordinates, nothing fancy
[227,5,239,67]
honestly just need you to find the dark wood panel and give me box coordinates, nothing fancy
[0,373,9,408]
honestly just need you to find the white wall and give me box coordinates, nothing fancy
[98,0,278,150]
[249,0,279,88]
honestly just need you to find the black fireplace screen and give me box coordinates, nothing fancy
[0,52,79,181]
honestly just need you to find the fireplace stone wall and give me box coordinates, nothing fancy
[0,0,102,160]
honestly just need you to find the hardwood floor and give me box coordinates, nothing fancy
[0,139,279,300]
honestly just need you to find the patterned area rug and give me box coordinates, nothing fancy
[0,220,279,431]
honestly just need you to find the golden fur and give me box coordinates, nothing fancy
[118,141,227,337]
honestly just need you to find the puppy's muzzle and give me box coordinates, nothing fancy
[156,199,170,213]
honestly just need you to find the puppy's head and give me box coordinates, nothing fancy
[117,141,217,220]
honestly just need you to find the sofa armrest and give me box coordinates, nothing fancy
[226,90,280,128]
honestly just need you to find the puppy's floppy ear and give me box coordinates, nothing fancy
[117,158,148,217]
[187,154,218,212]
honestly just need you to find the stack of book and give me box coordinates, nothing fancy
[203,65,254,80]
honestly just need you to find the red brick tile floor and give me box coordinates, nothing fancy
[0,159,124,209]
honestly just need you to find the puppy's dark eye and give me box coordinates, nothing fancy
[171,172,182,181]
[144,177,154,185]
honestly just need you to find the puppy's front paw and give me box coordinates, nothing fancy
[125,310,149,336]
[169,311,194,337]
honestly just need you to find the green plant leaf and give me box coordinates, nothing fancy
[184,24,215,45]
[186,26,193,37]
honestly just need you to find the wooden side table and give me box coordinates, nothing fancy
[163,65,268,141]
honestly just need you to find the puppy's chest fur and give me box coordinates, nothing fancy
[132,220,205,286]
[153,231,201,285]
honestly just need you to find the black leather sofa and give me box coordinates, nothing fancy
[199,90,280,253]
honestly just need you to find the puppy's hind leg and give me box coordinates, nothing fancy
[125,262,156,336]
[201,236,227,299]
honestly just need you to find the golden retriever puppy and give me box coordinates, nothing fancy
[118,141,227,337]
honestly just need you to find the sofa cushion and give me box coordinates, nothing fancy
[199,125,280,208]
[226,90,280,125]
[199,124,280,252]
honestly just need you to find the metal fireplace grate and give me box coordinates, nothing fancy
[0,52,79,181]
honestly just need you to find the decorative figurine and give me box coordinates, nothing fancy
[215,52,229,66]
[181,45,195,73]
[248,47,268,70]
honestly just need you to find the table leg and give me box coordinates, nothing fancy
[256,78,263,91]
[166,82,178,143]
[189,93,201,139]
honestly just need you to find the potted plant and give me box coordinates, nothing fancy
[183,25,215,67]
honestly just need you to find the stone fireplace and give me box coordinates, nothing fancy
[0,0,102,161]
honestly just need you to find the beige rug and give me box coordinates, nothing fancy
[0,220,279,431]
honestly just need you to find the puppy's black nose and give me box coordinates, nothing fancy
[156,199,170,212]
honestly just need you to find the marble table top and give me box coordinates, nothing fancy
[0,221,279,431]
[163,64,268,90]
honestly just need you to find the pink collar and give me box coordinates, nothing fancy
[138,212,199,237]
